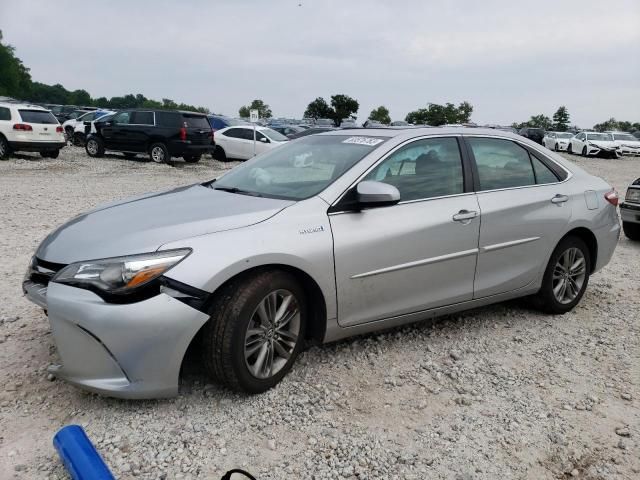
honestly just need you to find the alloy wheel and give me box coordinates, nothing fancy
[151,146,165,163]
[552,247,586,304]
[87,139,98,155]
[244,289,300,379]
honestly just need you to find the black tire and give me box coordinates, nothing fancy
[183,154,201,163]
[623,221,640,240]
[531,236,591,314]
[567,143,573,154]
[123,152,137,159]
[72,132,85,147]
[0,135,11,159]
[201,270,307,393]
[149,143,170,163]
[65,126,74,141]
[85,137,105,158]
[554,143,559,152]
[213,146,227,162]
[581,146,588,157]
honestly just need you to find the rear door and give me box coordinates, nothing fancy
[125,111,155,151]
[17,110,60,143]
[464,136,571,298]
[218,128,244,158]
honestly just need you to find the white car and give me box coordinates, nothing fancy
[543,131,573,151]
[0,101,65,159]
[63,110,114,145]
[213,125,289,161]
[567,132,620,158]
[606,131,640,156]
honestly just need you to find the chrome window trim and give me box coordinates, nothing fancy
[328,134,467,212]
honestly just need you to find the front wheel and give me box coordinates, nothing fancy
[149,143,169,163]
[85,137,105,157]
[531,236,590,314]
[567,143,573,154]
[582,146,588,157]
[202,270,307,393]
[623,221,640,240]
[72,132,85,147]
[554,143,559,152]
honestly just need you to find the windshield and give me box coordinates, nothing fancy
[613,133,637,141]
[262,128,289,142]
[556,133,573,139]
[587,133,612,141]
[212,134,387,200]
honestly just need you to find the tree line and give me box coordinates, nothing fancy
[0,30,209,113]
[513,106,639,133]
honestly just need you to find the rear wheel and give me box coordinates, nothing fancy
[213,146,227,162]
[201,270,307,393]
[531,236,590,314]
[149,143,169,163]
[0,136,9,159]
[623,221,640,240]
[85,137,105,157]
[183,154,201,163]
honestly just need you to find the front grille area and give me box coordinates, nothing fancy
[29,257,66,286]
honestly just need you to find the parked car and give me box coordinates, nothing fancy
[69,110,115,146]
[567,132,620,158]
[63,110,114,145]
[362,119,385,128]
[287,126,336,139]
[270,125,306,137]
[606,131,640,156]
[518,127,545,144]
[631,131,640,140]
[0,101,65,159]
[543,131,573,151]
[85,109,214,163]
[213,125,289,161]
[390,120,409,126]
[23,127,620,398]
[208,115,249,132]
[620,178,640,240]
[339,120,358,128]
[49,105,80,123]
[315,118,334,127]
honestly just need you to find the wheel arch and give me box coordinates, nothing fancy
[561,227,598,273]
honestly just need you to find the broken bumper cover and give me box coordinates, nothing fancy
[24,281,209,399]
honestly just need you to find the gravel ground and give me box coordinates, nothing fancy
[0,146,638,480]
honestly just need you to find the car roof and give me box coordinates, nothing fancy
[0,101,49,110]
[317,126,527,141]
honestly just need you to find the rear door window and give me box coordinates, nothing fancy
[131,111,154,125]
[0,107,11,121]
[156,111,181,128]
[468,137,536,190]
[223,128,243,139]
[18,110,58,124]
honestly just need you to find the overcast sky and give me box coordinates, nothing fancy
[2,0,639,127]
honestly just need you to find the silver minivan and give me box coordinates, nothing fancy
[24,128,620,398]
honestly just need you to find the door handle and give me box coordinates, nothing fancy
[551,194,569,204]
[452,210,478,222]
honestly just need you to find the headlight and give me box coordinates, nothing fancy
[53,249,191,294]
[626,188,640,203]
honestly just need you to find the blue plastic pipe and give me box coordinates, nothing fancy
[53,425,115,480]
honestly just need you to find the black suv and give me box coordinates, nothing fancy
[85,109,214,163]
[518,127,545,144]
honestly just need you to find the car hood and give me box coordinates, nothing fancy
[36,184,294,264]
[614,140,640,147]
[589,140,617,149]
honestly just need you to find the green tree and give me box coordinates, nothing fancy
[368,105,391,124]
[526,114,553,130]
[552,106,570,131]
[457,101,473,123]
[593,118,619,132]
[303,97,333,119]
[330,94,359,126]
[239,99,272,119]
[0,30,32,98]
[405,101,473,125]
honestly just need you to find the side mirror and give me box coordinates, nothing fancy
[357,181,400,207]
[260,137,268,143]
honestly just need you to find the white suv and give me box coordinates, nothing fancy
[0,101,66,159]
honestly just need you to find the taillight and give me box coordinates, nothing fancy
[604,189,619,207]
[56,126,64,133]
[13,123,33,131]
[179,127,187,141]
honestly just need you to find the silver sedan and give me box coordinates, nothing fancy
[23,128,620,398]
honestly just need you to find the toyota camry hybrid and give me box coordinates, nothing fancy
[23,128,620,398]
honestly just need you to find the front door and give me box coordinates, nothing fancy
[330,136,480,327]
[464,136,572,298]
[102,111,131,150]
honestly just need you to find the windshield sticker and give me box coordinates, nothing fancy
[342,136,384,146]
